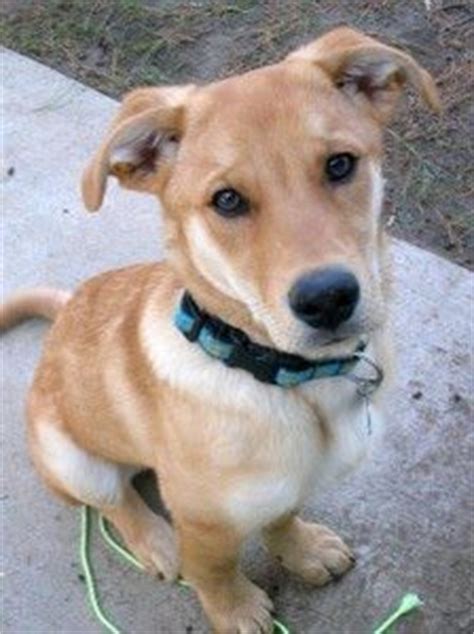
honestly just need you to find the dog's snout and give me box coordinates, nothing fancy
[288,266,360,330]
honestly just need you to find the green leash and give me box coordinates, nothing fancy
[80,506,422,634]
[373,593,423,634]
[80,506,289,634]
[79,506,120,634]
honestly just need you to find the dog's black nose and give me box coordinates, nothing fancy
[288,266,360,330]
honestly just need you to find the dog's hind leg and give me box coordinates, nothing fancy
[30,419,179,580]
[102,483,178,580]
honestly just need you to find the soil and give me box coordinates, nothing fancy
[2,0,473,268]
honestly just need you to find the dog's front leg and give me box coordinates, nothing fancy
[177,519,274,633]
[263,514,355,585]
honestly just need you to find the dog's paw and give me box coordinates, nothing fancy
[124,515,179,581]
[201,574,274,634]
[267,519,355,586]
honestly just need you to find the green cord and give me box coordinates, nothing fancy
[98,515,192,588]
[98,515,144,571]
[79,506,121,634]
[272,618,291,634]
[80,506,290,634]
[373,592,423,634]
[81,507,420,634]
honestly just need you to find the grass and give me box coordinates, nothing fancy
[1,0,473,267]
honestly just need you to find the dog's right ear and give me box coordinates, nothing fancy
[81,85,195,212]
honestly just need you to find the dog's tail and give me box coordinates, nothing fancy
[0,288,71,331]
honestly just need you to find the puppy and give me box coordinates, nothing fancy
[2,28,438,633]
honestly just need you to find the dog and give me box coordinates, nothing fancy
[2,27,438,633]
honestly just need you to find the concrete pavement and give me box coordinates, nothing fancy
[2,49,473,633]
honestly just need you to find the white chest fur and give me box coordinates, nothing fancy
[141,304,383,532]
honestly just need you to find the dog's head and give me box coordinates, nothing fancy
[82,28,439,358]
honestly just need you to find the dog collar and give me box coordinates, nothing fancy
[174,292,367,387]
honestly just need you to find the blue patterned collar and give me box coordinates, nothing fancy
[173,292,367,388]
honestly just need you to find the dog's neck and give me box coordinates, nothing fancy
[173,290,368,388]
[171,260,272,349]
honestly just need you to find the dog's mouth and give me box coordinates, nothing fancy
[305,320,365,344]
[321,333,352,346]
[259,328,364,362]
[281,321,371,360]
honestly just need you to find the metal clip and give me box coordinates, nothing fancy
[363,393,373,436]
[345,352,384,398]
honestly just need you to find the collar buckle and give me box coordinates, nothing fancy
[225,339,279,384]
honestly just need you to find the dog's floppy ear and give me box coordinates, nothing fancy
[287,27,440,123]
[82,85,195,212]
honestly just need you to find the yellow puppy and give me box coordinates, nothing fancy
[2,28,438,633]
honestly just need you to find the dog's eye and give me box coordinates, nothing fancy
[325,153,357,183]
[211,188,249,217]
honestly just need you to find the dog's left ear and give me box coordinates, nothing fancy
[286,27,440,123]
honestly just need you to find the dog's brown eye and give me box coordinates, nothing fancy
[212,188,249,217]
[325,153,357,183]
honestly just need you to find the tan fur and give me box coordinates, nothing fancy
[264,515,355,584]
[0,288,71,330]
[3,28,438,633]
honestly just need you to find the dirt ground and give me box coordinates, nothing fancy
[2,0,473,268]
